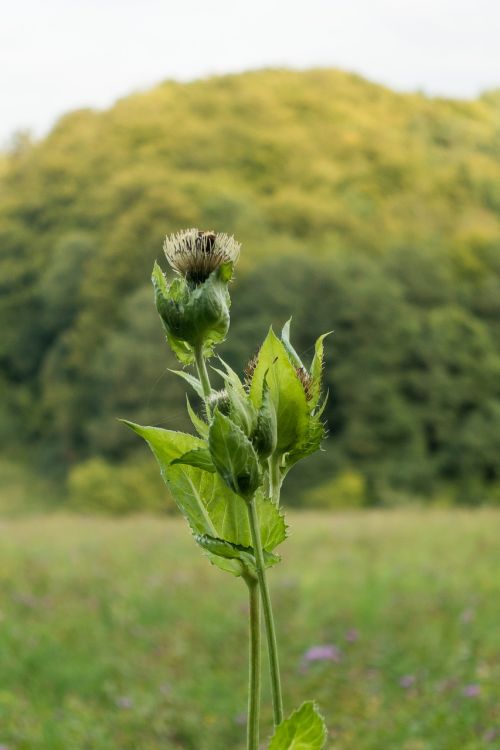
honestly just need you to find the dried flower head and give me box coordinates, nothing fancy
[296,366,314,401]
[163,228,240,285]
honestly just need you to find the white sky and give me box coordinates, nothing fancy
[1,0,500,146]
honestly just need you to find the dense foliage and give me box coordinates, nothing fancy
[1,68,500,509]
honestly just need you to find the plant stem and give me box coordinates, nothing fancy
[194,342,212,415]
[244,576,261,750]
[268,456,281,505]
[247,496,284,727]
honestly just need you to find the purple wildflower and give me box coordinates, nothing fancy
[462,684,480,698]
[484,728,498,743]
[345,628,359,642]
[400,674,416,689]
[460,608,475,624]
[303,645,341,663]
[116,696,134,709]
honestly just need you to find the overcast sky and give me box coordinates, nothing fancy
[2,0,499,145]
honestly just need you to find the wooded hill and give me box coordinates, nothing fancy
[2,68,500,510]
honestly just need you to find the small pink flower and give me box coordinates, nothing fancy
[460,608,475,624]
[462,684,480,698]
[116,696,134,709]
[400,674,416,689]
[303,645,341,663]
[484,728,498,743]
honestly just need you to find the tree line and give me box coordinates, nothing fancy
[1,69,500,510]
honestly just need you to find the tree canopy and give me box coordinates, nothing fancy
[1,68,500,509]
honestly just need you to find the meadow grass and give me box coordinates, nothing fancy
[0,510,498,749]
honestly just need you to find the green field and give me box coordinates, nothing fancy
[0,511,498,749]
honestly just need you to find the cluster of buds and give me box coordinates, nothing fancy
[152,228,328,503]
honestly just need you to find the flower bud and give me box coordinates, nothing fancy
[205,389,231,419]
[152,229,240,363]
[251,377,277,461]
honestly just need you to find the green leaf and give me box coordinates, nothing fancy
[269,702,327,750]
[186,396,209,438]
[152,262,195,364]
[208,411,261,498]
[257,495,287,550]
[194,534,280,577]
[121,422,286,564]
[217,260,235,284]
[310,331,332,408]
[281,317,304,369]
[284,413,326,471]
[212,358,257,436]
[152,260,169,299]
[171,448,215,472]
[165,330,194,365]
[249,328,309,454]
[213,357,246,394]
[169,369,206,398]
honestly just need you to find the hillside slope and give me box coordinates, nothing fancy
[1,69,500,504]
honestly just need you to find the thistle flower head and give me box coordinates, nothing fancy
[163,228,240,285]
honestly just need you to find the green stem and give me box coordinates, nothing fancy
[244,576,261,750]
[268,456,281,505]
[247,496,284,727]
[194,342,212,415]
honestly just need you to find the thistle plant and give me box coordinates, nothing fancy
[123,228,330,749]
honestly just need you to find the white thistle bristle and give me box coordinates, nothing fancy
[163,228,240,284]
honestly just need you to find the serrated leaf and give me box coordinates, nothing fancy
[269,701,327,750]
[169,369,206,398]
[152,261,169,307]
[217,260,235,284]
[281,318,304,369]
[310,332,332,408]
[208,411,261,498]
[121,421,286,564]
[152,263,195,364]
[249,328,309,455]
[212,359,257,436]
[186,395,209,438]
[171,448,215,472]
[204,553,246,577]
[257,496,287,550]
[213,357,246,395]
[195,534,280,576]
[284,414,326,471]
[165,329,195,364]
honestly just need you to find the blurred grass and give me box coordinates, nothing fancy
[0,510,498,749]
